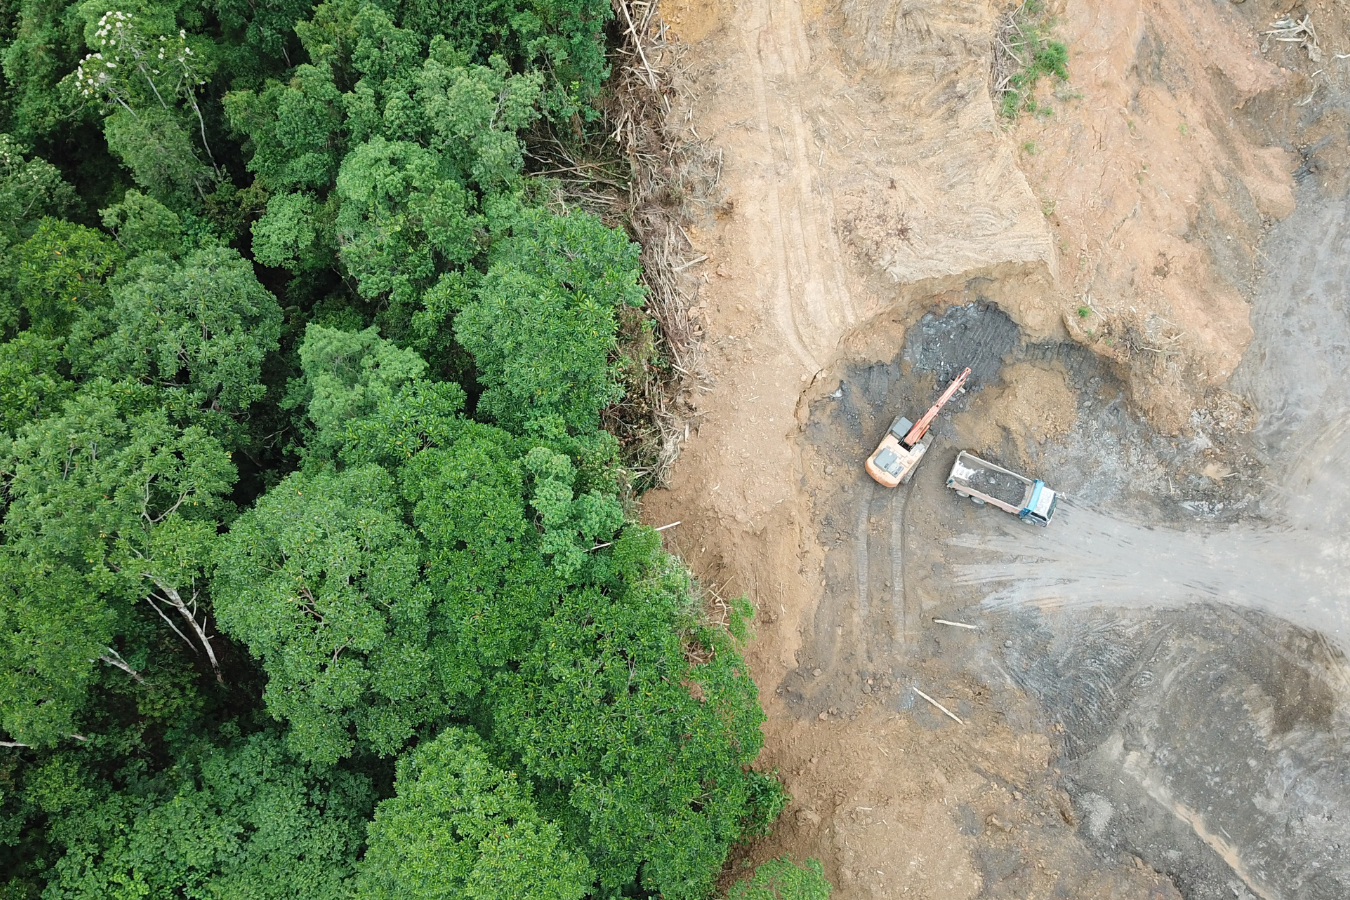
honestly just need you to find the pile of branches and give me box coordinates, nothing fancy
[603,0,720,488]
[528,0,721,487]
[990,1,1032,103]
[1261,15,1323,62]
[605,0,719,373]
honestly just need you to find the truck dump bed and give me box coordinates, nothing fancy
[949,454,1029,509]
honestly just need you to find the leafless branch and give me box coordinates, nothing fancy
[616,0,659,89]
[1261,15,1322,62]
[98,647,145,683]
[142,573,222,682]
[146,592,197,650]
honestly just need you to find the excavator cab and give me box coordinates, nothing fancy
[888,416,915,445]
[866,432,932,486]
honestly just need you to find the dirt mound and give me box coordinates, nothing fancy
[957,361,1079,464]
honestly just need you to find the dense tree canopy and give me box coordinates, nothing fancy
[0,0,819,897]
[358,727,592,900]
[40,731,374,900]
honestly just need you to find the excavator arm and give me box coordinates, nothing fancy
[902,367,971,448]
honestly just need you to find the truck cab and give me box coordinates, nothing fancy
[1019,478,1059,526]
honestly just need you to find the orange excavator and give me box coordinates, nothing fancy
[864,367,971,487]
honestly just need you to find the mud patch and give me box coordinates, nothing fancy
[797,287,1350,900]
[904,301,1021,387]
[1060,608,1350,900]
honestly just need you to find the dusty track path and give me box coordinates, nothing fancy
[739,0,859,370]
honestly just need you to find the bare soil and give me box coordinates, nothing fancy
[639,0,1350,897]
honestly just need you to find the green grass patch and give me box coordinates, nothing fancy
[995,1,1070,119]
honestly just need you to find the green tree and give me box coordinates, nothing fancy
[0,0,91,142]
[400,425,564,669]
[337,378,467,468]
[490,527,771,900]
[99,189,184,257]
[0,135,75,248]
[390,0,612,120]
[71,245,282,413]
[213,465,452,763]
[41,731,373,900]
[71,10,221,203]
[251,191,335,273]
[517,0,613,118]
[358,727,591,900]
[334,137,481,305]
[0,555,113,748]
[223,63,347,195]
[101,106,213,208]
[456,207,644,432]
[0,381,235,745]
[290,323,428,456]
[6,219,120,339]
[727,858,833,900]
[0,333,76,434]
[522,445,621,579]
[208,0,314,73]
[390,44,541,190]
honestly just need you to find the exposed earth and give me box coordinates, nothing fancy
[637,0,1350,897]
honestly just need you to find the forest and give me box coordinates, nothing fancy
[0,0,830,896]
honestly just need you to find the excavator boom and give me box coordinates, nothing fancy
[902,367,971,447]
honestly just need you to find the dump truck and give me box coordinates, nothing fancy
[865,368,971,487]
[946,450,1059,526]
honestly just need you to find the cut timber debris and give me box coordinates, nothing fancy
[933,618,978,629]
[913,687,965,725]
[1261,15,1322,62]
[590,0,725,487]
[589,520,680,552]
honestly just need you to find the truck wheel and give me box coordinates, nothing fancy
[970,497,985,506]
[954,490,969,498]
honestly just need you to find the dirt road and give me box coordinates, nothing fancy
[642,0,1350,897]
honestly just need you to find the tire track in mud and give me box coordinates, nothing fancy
[857,480,917,658]
[797,303,1022,690]
[852,479,875,657]
[1230,187,1350,454]
[795,472,914,699]
[856,481,909,661]
[741,0,857,373]
[797,470,918,683]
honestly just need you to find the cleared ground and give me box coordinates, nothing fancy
[642,0,1350,897]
